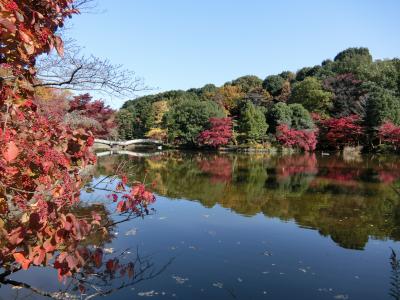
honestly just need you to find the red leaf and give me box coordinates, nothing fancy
[43,237,57,253]
[116,200,126,212]
[8,227,24,245]
[19,30,31,43]
[0,17,16,33]
[33,248,46,265]
[3,141,19,162]
[112,194,118,202]
[13,253,30,270]
[66,255,78,270]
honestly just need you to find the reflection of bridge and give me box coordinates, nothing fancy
[94,139,163,149]
[96,150,163,157]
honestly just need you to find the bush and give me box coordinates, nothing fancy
[318,115,364,150]
[378,122,400,151]
[198,117,233,148]
[276,125,318,151]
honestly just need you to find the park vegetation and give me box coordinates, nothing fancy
[118,48,400,153]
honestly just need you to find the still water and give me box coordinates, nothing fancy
[1,152,400,299]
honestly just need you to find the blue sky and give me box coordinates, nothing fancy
[68,0,400,107]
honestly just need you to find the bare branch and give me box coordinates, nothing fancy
[35,39,151,97]
[33,65,83,87]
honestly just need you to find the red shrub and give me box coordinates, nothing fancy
[198,117,233,148]
[378,121,400,150]
[276,124,318,151]
[318,115,364,149]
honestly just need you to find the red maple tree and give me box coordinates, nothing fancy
[68,93,116,138]
[378,121,400,150]
[276,124,318,151]
[318,115,364,149]
[198,117,233,148]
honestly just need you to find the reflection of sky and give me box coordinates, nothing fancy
[79,177,400,300]
[97,196,398,299]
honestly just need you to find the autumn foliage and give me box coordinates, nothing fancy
[276,124,318,151]
[0,0,154,285]
[198,117,233,148]
[378,121,400,151]
[68,93,116,138]
[317,115,364,149]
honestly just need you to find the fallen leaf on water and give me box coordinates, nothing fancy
[125,228,137,236]
[212,282,223,289]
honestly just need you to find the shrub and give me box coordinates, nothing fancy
[378,121,400,151]
[276,124,318,151]
[198,117,233,148]
[318,115,364,149]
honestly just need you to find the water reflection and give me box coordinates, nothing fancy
[96,152,400,250]
[390,249,400,300]
[0,191,166,299]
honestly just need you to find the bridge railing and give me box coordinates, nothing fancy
[94,139,162,147]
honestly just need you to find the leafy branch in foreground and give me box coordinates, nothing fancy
[0,1,157,296]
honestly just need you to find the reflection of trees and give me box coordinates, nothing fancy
[198,155,233,183]
[106,152,400,250]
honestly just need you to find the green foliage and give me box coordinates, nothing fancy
[120,95,158,138]
[295,66,321,82]
[289,103,314,130]
[187,84,218,100]
[239,101,268,142]
[163,99,225,145]
[369,59,400,91]
[332,47,373,79]
[364,83,400,129]
[268,102,314,132]
[279,71,295,82]
[290,77,333,113]
[116,47,400,151]
[228,75,263,93]
[268,102,292,132]
[262,75,285,96]
[116,109,135,139]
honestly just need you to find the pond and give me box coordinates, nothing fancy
[1,152,400,299]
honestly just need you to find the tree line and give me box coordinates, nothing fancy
[117,47,400,152]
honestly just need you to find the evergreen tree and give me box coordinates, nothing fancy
[239,101,268,142]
